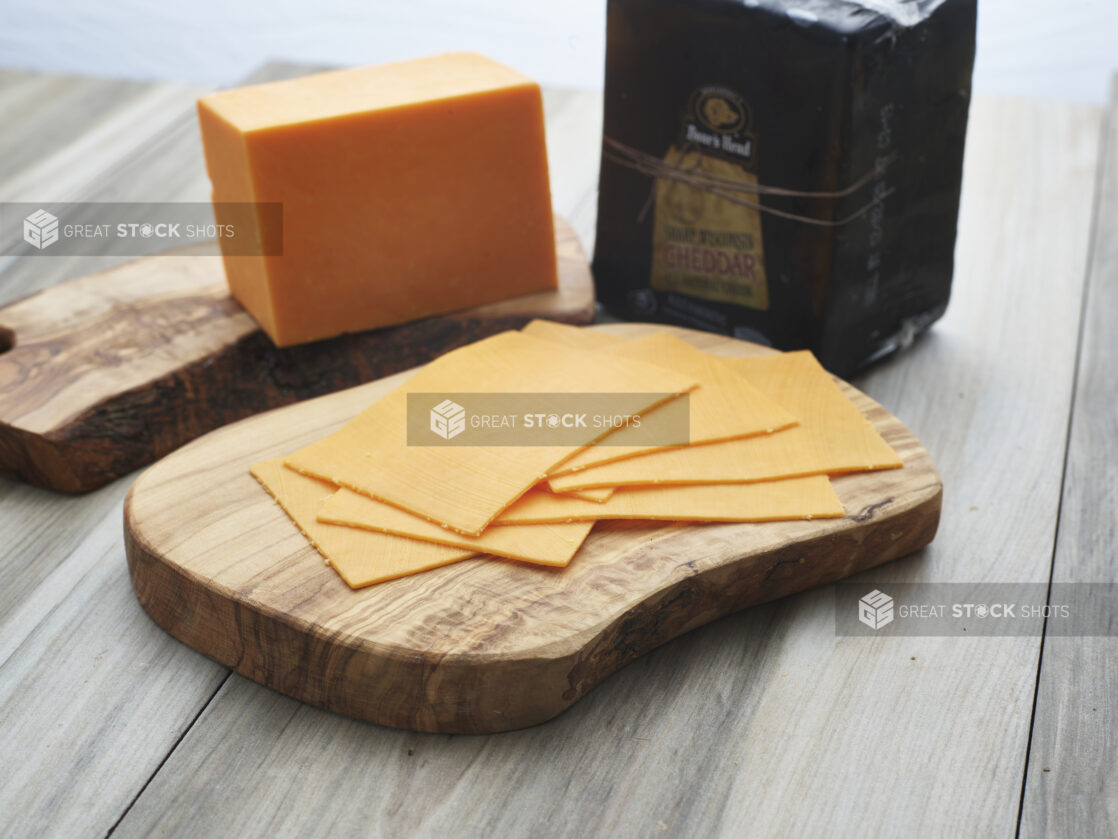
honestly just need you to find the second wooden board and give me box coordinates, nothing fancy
[0,215,593,493]
[124,324,941,733]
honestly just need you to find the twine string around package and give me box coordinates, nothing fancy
[603,136,896,227]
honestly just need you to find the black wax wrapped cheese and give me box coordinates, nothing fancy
[593,0,977,376]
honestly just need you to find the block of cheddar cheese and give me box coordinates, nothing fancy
[197,53,558,346]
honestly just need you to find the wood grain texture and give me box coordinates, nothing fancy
[0,71,159,188]
[110,94,1103,839]
[1019,77,1118,839]
[0,484,229,839]
[0,215,593,493]
[2,66,1109,839]
[0,67,592,839]
[124,323,940,733]
[0,71,233,839]
[0,63,596,496]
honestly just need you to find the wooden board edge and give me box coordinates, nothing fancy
[1,216,594,493]
[123,473,941,734]
[557,478,942,708]
[0,422,88,492]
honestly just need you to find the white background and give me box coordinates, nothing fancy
[1,0,1116,103]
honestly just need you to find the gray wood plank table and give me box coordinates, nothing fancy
[0,65,1114,838]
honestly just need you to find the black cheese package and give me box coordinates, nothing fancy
[593,0,977,375]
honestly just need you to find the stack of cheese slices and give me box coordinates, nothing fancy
[252,320,903,589]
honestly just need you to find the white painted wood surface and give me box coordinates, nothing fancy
[0,66,1112,837]
[1018,79,1118,839]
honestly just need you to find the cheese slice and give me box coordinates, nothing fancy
[549,350,902,491]
[319,488,594,566]
[518,326,617,504]
[551,332,797,474]
[559,486,614,503]
[494,476,843,524]
[522,321,799,472]
[251,459,474,588]
[521,318,625,348]
[519,322,625,483]
[285,330,697,535]
[198,53,558,347]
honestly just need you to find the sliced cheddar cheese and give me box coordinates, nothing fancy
[522,321,799,473]
[521,318,625,349]
[251,459,474,588]
[519,324,615,503]
[548,350,902,491]
[552,331,797,474]
[198,53,558,346]
[494,476,843,524]
[558,486,615,503]
[284,330,697,536]
[318,489,595,567]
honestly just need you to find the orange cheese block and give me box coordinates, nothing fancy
[548,350,902,491]
[318,489,595,567]
[197,53,558,347]
[494,476,843,525]
[250,459,474,588]
[284,331,697,535]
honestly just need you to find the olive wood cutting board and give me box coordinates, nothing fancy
[124,323,941,734]
[0,215,593,493]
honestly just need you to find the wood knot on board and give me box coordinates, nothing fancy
[763,556,806,584]
[852,497,894,522]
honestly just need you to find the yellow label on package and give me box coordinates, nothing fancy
[650,147,768,310]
